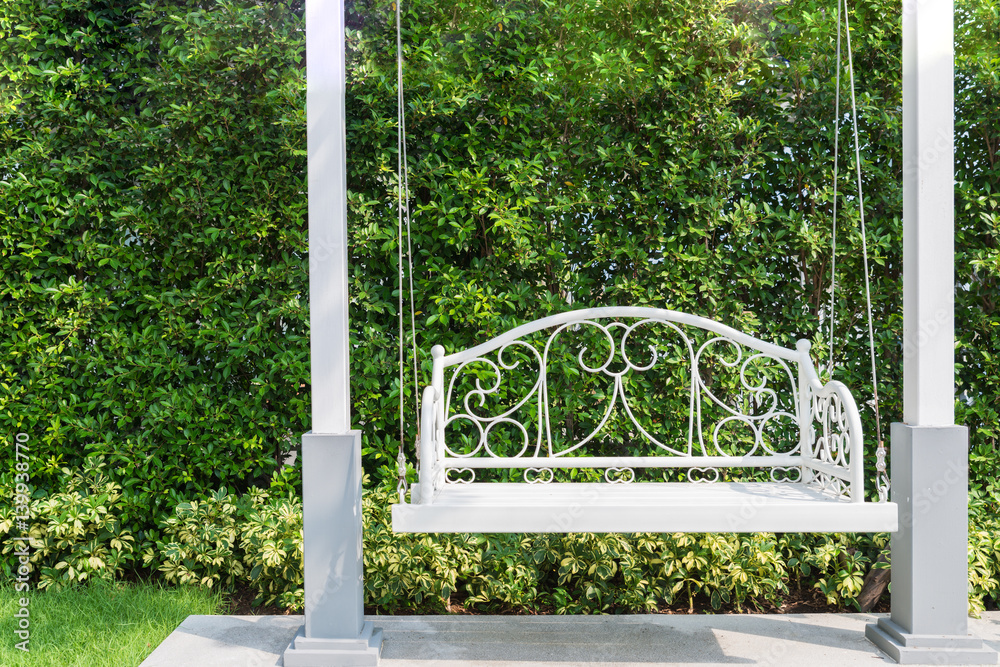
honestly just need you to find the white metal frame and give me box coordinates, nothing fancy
[392,307,897,534]
[420,308,859,497]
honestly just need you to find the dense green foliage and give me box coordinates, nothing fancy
[0,457,137,589]
[1,0,308,533]
[2,0,999,611]
[956,0,1000,503]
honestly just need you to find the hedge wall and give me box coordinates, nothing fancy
[2,1,309,532]
[1,0,998,572]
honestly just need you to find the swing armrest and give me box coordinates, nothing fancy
[805,377,865,501]
[415,384,440,504]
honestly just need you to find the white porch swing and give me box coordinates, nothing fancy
[389,0,898,535]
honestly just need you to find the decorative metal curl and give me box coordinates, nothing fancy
[396,448,409,502]
[811,391,851,471]
[687,467,720,483]
[694,337,800,458]
[444,340,542,458]
[446,468,475,484]
[604,467,635,484]
[524,467,554,484]
[809,472,849,498]
[769,466,802,483]
[875,446,889,502]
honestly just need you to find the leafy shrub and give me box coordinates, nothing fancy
[144,488,244,591]
[800,535,875,608]
[970,516,1000,616]
[0,457,136,589]
[139,485,303,609]
[239,489,304,611]
[363,484,481,612]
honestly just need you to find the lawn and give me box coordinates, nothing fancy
[0,579,223,667]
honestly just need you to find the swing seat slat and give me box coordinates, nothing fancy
[392,481,898,533]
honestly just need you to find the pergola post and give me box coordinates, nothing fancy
[283,0,383,664]
[865,0,997,662]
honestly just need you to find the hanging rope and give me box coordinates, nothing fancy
[828,0,842,380]
[829,0,889,502]
[396,0,419,503]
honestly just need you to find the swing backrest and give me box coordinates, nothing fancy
[414,306,863,503]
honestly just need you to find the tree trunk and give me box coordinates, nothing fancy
[858,551,891,612]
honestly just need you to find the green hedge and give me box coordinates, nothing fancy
[1,1,309,532]
[2,0,999,605]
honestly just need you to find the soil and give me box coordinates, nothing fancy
[218,582,890,616]
[220,585,295,616]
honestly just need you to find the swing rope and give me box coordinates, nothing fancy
[828,0,841,381]
[829,0,889,502]
[396,0,419,503]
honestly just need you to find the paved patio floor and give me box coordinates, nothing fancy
[139,611,1000,666]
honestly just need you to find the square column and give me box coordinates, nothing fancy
[865,425,995,664]
[286,0,382,662]
[284,432,382,666]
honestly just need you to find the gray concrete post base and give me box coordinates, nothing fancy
[867,618,997,664]
[864,424,998,665]
[286,432,383,666]
[283,622,384,666]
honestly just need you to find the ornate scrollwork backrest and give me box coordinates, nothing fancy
[431,307,806,464]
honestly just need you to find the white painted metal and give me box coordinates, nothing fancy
[440,307,800,366]
[308,0,351,434]
[435,309,805,457]
[395,307,894,533]
[286,434,383,665]
[434,455,819,470]
[300,433,365,639]
[867,425,996,664]
[284,624,383,667]
[901,0,955,427]
[393,482,898,533]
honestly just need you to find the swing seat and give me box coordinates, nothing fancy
[392,307,897,534]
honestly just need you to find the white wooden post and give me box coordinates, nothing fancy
[284,0,383,664]
[865,0,997,662]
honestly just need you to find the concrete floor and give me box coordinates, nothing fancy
[139,611,1000,666]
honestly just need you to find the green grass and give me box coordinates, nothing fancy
[0,579,224,667]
